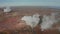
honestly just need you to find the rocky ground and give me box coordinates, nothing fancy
[0,6,60,34]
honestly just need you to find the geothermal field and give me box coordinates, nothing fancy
[0,6,60,34]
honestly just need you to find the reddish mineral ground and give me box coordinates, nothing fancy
[0,6,60,34]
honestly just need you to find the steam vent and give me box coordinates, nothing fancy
[0,6,60,34]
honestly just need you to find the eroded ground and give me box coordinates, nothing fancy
[0,7,60,34]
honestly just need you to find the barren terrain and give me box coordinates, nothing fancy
[0,6,60,34]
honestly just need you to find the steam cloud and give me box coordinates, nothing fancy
[21,14,40,28]
[40,13,58,31]
[4,7,11,12]
[21,13,59,31]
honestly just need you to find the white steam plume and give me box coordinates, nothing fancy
[21,14,40,28]
[40,13,58,31]
[4,7,11,12]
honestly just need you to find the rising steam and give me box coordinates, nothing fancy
[4,7,11,12]
[40,13,58,31]
[21,14,40,28]
[21,13,59,31]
